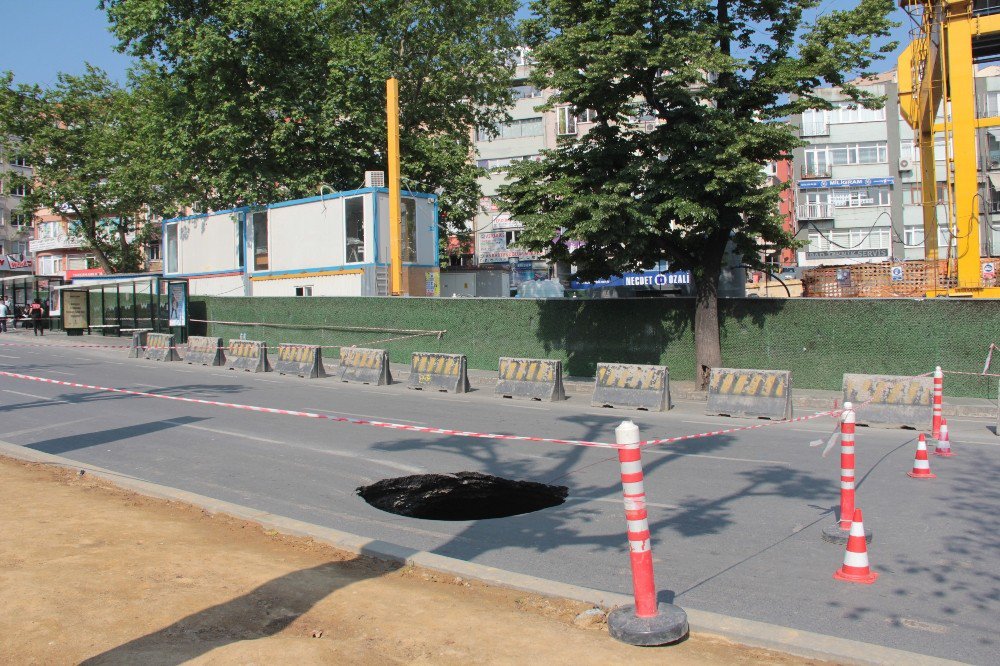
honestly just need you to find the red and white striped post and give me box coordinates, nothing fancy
[838,402,856,530]
[932,366,943,439]
[607,421,688,646]
[823,403,872,544]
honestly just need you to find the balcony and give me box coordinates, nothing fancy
[29,234,87,252]
[800,165,832,179]
[798,203,836,220]
[800,120,829,137]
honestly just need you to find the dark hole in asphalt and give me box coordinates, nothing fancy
[357,472,568,521]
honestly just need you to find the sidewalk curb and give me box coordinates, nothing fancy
[0,441,964,666]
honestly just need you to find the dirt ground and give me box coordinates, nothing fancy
[0,456,825,665]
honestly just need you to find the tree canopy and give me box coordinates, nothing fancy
[498,0,896,383]
[99,0,521,249]
[0,66,176,273]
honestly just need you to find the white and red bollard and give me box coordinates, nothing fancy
[932,366,943,440]
[607,421,688,646]
[823,402,872,545]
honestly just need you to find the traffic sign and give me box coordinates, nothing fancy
[890,266,904,282]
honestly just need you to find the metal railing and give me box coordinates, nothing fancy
[798,203,836,219]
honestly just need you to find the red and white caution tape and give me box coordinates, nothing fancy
[0,370,845,450]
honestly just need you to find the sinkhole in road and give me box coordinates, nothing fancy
[357,472,568,521]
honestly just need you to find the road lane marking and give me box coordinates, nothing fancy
[2,389,72,405]
[0,354,20,359]
[566,496,680,510]
[47,370,76,376]
[661,451,790,465]
[305,407,426,425]
[0,416,99,438]
[161,419,426,473]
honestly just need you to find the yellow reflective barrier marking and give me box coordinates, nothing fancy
[721,373,735,394]
[733,374,749,394]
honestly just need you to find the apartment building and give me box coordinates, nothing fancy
[29,210,92,277]
[791,69,1000,267]
[0,148,34,276]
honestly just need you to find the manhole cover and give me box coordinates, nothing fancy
[357,472,568,521]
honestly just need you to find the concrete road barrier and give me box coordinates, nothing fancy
[495,357,565,401]
[407,352,470,393]
[143,333,180,362]
[842,373,933,429]
[339,347,392,385]
[274,343,325,379]
[128,331,148,359]
[707,368,792,420]
[185,336,224,366]
[591,363,670,411]
[226,339,271,373]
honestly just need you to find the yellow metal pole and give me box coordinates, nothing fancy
[386,77,403,296]
[945,14,981,290]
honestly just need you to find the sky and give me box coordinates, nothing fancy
[0,1,915,88]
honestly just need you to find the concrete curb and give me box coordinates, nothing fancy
[0,440,964,666]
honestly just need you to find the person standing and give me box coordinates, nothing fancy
[0,298,7,333]
[29,298,44,336]
[4,297,12,329]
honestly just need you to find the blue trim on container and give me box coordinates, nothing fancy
[430,197,440,268]
[162,206,251,225]
[250,264,375,278]
[372,192,380,265]
[164,269,244,279]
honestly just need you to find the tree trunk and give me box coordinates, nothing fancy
[694,254,724,390]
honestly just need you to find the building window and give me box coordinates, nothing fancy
[146,243,160,261]
[11,241,28,255]
[9,156,28,167]
[801,108,829,136]
[252,210,269,270]
[476,117,544,142]
[829,102,885,124]
[12,213,29,227]
[11,184,30,197]
[802,146,830,177]
[294,286,313,297]
[511,85,542,100]
[556,106,577,135]
[165,223,179,273]
[39,221,59,238]
[578,108,598,123]
[344,196,365,263]
[401,197,417,262]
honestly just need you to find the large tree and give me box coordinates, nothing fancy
[498,0,896,386]
[0,67,177,273]
[99,0,520,247]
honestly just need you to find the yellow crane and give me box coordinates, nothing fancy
[897,0,1000,296]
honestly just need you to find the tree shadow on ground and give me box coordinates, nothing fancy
[0,383,249,416]
[80,558,402,665]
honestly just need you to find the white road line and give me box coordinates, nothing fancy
[305,407,426,425]
[0,416,99,438]
[253,378,283,384]
[2,389,70,404]
[661,451,790,465]
[47,370,76,376]
[0,354,20,359]
[161,420,426,473]
[566,496,680,510]
[135,384,166,390]
[680,418,833,434]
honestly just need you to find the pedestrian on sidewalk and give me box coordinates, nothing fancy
[0,298,7,333]
[29,298,44,336]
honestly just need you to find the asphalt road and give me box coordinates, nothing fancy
[1,334,997,664]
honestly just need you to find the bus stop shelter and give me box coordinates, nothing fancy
[0,275,65,330]
[54,275,189,340]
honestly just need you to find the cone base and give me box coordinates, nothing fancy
[907,470,937,478]
[932,450,954,457]
[608,603,688,647]
[822,523,873,545]
[834,569,879,585]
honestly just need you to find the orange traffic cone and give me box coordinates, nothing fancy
[907,434,937,478]
[833,508,878,585]
[933,418,954,457]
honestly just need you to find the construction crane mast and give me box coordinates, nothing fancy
[897,0,1000,296]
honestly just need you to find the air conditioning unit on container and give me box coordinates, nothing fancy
[898,158,912,171]
[365,171,385,188]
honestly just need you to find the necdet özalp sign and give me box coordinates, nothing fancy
[570,270,692,289]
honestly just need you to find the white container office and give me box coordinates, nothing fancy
[162,187,440,297]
